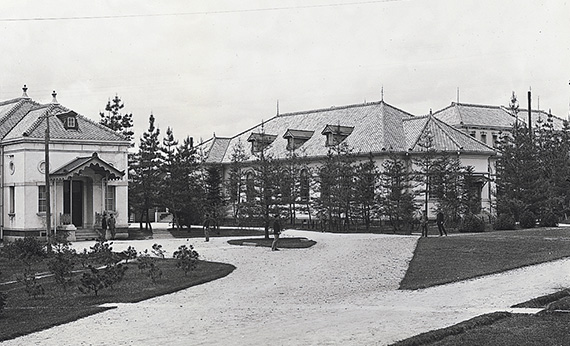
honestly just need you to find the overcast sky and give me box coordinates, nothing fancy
[1,0,569,144]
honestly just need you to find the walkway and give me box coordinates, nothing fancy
[3,230,570,345]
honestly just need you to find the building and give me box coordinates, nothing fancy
[203,100,498,219]
[0,87,130,241]
[433,102,565,147]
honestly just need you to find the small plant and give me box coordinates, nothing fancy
[151,243,166,258]
[89,239,119,265]
[47,243,77,291]
[173,245,200,276]
[121,246,138,263]
[137,250,162,283]
[78,265,107,296]
[2,237,47,266]
[494,214,516,230]
[520,211,537,229]
[17,269,45,298]
[459,213,486,233]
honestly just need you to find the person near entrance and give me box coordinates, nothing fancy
[102,212,110,240]
[108,213,116,239]
[420,210,429,237]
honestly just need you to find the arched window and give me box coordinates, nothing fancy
[300,169,310,201]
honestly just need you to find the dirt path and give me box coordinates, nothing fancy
[3,230,570,345]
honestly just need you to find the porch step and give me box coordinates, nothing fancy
[75,229,102,241]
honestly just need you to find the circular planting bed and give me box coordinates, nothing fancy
[227,237,316,249]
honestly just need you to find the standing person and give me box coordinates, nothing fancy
[203,214,212,242]
[101,212,109,240]
[108,213,117,239]
[420,210,429,237]
[436,211,447,236]
[271,214,282,251]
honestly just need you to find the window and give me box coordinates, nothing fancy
[38,186,47,213]
[9,186,15,214]
[480,132,487,144]
[105,185,116,211]
[67,117,76,128]
[492,133,498,147]
[469,131,476,138]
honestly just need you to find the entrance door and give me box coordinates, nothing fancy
[64,181,84,227]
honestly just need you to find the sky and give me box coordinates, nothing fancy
[1,0,569,145]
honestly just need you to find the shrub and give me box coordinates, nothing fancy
[459,214,486,233]
[151,244,166,258]
[47,243,77,291]
[89,239,119,265]
[137,250,162,283]
[121,246,138,263]
[78,263,128,296]
[494,214,516,230]
[2,237,47,266]
[173,245,200,276]
[17,269,45,298]
[520,211,537,229]
[540,212,559,227]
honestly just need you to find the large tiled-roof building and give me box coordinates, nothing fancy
[0,87,130,241]
[203,100,498,217]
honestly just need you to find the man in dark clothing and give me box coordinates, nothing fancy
[420,211,428,237]
[436,211,448,236]
[271,214,282,251]
[203,214,212,242]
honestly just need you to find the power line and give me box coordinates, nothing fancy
[0,0,406,22]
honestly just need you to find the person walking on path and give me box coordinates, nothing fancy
[108,213,117,239]
[436,211,447,236]
[271,214,282,251]
[420,210,429,237]
[203,214,212,242]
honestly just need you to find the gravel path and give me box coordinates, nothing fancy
[3,229,570,345]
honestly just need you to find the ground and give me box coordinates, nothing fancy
[2,226,570,345]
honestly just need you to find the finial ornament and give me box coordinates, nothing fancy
[22,85,29,98]
[51,90,58,104]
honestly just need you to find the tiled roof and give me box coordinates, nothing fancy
[283,129,314,139]
[202,101,496,164]
[434,102,565,130]
[0,97,128,143]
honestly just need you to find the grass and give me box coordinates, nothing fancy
[227,237,317,248]
[0,258,235,342]
[128,226,266,240]
[393,312,570,346]
[393,227,570,345]
[399,228,570,290]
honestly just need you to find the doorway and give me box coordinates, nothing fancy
[64,180,84,227]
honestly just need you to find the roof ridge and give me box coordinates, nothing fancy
[431,116,464,149]
[230,115,280,140]
[409,116,431,150]
[276,100,416,118]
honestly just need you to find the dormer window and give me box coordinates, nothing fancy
[247,132,277,154]
[283,129,314,151]
[321,125,354,147]
[57,111,79,130]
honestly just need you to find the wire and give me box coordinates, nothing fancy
[0,0,406,22]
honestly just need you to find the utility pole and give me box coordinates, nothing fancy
[45,91,57,250]
[528,90,532,140]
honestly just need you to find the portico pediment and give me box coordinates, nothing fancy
[50,152,124,181]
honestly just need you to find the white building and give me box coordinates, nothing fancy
[0,87,130,241]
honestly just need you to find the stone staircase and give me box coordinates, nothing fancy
[75,228,102,241]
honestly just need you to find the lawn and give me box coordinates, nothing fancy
[0,257,235,341]
[227,237,317,248]
[399,228,570,290]
[128,226,266,240]
[394,227,570,345]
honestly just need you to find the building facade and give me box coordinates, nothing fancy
[202,100,498,220]
[0,87,130,241]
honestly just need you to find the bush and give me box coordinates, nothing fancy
[47,243,77,291]
[173,245,200,276]
[494,214,516,230]
[520,211,537,229]
[540,212,559,227]
[459,214,486,233]
[1,237,47,266]
[0,291,6,314]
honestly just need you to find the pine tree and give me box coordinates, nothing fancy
[205,164,225,228]
[354,153,378,231]
[99,94,134,143]
[224,140,249,225]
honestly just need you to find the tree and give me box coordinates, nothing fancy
[353,153,378,231]
[378,154,418,233]
[174,136,204,228]
[99,94,134,143]
[130,113,161,230]
[250,149,282,239]
[223,140,249,225]
[204,164,225,228]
